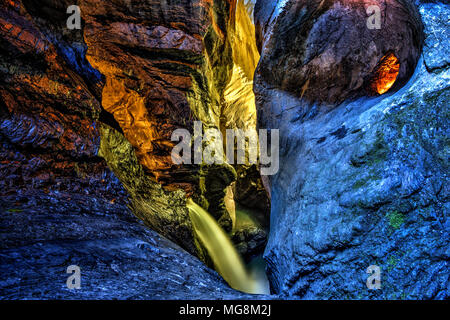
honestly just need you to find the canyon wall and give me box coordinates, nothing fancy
[0,0,127,202]
[0,0,268,262]
[1,0,448,299]
[255,0,449,299]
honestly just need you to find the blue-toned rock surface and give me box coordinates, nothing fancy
[1,0,448,301]
[0,191,260,300]
[420,2,450,72]
[256,0,449,299]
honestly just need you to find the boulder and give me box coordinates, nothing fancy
[255,0,448,299]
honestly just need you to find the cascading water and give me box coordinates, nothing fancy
[186,199,267,294]
[184,0,269,296]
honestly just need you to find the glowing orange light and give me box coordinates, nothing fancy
[371,52,400,95]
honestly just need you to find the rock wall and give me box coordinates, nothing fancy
[255,0,449,299]
[0,0,126,201]
[79,0,268,257]
[0,190,263,300]
[4,0,446,299]
[255,0,423,104]
[0,0,269,262]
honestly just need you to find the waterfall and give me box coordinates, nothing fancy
[186,199,265,294]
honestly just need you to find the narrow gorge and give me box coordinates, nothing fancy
[0,0,448,300]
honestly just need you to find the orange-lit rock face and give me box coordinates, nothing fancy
[81,0,261,236]
[370,53,400,95]
[80,0,246,200]
[255,0,423,104]
[0,2,124,199]
[0,7,101,156]
[81,0,213,192]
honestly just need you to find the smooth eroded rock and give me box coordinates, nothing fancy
[256,0,448,299]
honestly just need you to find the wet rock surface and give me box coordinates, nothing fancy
[0,191,261,300]
[420,2,450,72]
[0,0,124,202]
[0,0,269,263]
[79,0,268,254]
[2,0,446,301]
[255,0,423,104]
[256,0,449,299]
